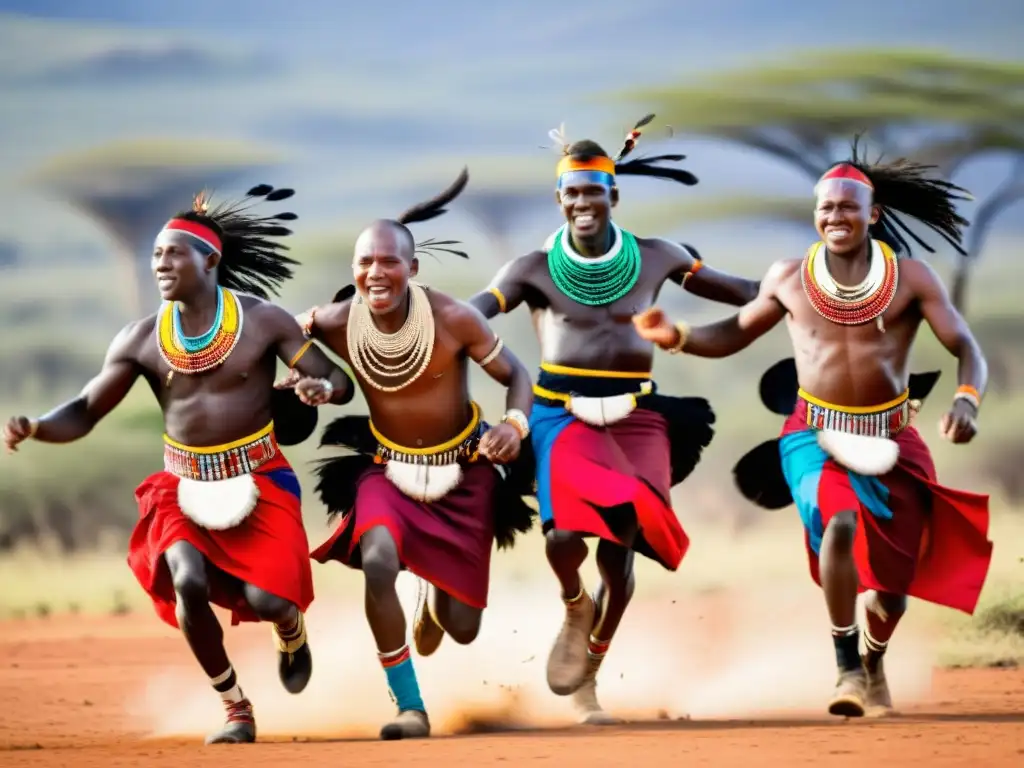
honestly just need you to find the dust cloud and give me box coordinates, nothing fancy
[133,569,936,739]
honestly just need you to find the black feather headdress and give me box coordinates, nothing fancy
[169,184,300,298]
[820,137,972,257]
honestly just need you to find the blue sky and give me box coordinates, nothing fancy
[0,0,1020,255]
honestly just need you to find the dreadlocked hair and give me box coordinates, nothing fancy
[839,137,972,257]
[554,114,699,187]
[391,166,471,260]
[174,184,300,299]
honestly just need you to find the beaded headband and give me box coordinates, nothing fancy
[161,218,223,253]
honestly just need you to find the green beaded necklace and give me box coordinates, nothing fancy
[547,222,641,306]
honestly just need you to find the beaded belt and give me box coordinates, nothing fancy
[163,423,278,481]
[799,389,910,439]
[370,402,483,466]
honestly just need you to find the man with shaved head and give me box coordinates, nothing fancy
[279,169,536,740]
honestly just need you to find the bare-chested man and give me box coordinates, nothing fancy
[634,147,993,718]
[287,169,535,740]
[467,116,760,722]
[3,186,354,744]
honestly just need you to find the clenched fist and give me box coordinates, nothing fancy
[632,307,680,349]
[3,416,36,454]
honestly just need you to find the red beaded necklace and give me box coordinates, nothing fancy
[801,239,898,327]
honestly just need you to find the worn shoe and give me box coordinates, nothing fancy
[572,662,622,725]
[274,612,313,694]
[828,668,867,718]
[380,708,431,740]
[863,655,895,717]
[546,590,596,696]
[413,580,445,657]
[205,699,256,745]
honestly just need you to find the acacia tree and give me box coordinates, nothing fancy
[615,49,1024,313]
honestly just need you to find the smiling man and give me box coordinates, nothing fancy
[467,117,759,723]
[294,168,536,741]
[633,145,993,718]
[3,185,354,745]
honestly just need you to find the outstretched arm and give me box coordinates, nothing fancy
[266,303,354,405]
[4,322,143,451]
[668,243,760,307]
[447,300,533,464]
[909,260,987,443]
[635,260,792,358]
[467,254,535,319]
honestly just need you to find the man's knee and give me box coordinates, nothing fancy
[545,528,583,557]
[446,607,482,645]
[876,591,908,618]
[243,584,293,622]
[824,511,858,551]
[360,527,401,592]
[166,543,209,607]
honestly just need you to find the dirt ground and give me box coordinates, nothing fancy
[0,613,1021,768]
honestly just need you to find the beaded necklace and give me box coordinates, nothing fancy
[347,282,435,393]
[546,222,641,306]
[157,286,244,374]
[801,239,898,329]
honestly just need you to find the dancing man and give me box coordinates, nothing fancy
[633,144,993,717]
[292,168,536,740]
[3,186,354,744]
[467,116,760,723]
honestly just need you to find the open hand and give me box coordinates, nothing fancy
[478,423,521,465]
[939,398,977,444]
[3,416,35,454]
[632,307,679,349]
[274,368,302,390]
[292,377,334,406]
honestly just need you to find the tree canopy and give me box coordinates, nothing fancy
[613,48,1024,311]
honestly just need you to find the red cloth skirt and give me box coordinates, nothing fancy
[783,401,992,614]
[532,404,688,570]
[128,453,314,627]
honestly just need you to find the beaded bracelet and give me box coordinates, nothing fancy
[953,385,981,411]
[668,321,690,355]
[502,408,530,440]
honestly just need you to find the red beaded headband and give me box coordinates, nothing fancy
[162,218,223,253]
[816,163,874,192]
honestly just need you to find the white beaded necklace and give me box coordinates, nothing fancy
[347,281,435,392]
[810,240,887,304]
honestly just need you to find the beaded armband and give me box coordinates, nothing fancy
[682,258,704,285]
[288,339,315,369]
[488,288,508,313]
[476,338,504,367]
